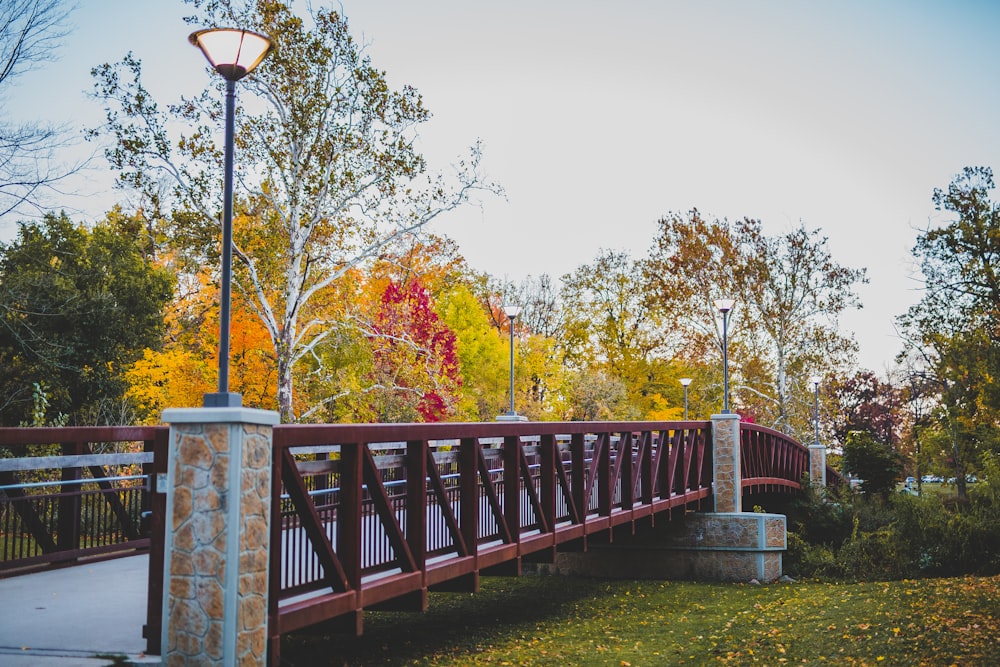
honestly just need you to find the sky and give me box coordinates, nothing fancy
[4,0,1000,372]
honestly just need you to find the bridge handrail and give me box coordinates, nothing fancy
[738,422,845,489]
[0,426,167,575]
[267,420,715,636]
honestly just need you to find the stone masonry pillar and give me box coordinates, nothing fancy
[160,407,280,666]
[809,444,827,487]
[711,412,742,513]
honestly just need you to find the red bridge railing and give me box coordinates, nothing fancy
[740,423,843,493]
[0,426,167,574]
[267,420,713,643]
[1,419,822,659]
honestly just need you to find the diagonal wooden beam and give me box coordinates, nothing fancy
[477,447,513,544]
[280,448,349,592]
[519,447,549,533]
[555,446,581,524]
[425,448,468,557]
[0,470,58,553]
[361,446,417,572]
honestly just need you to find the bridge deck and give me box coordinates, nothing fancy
[0,554,154,666]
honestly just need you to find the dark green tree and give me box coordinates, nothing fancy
[841,430,903,498]
[0,212,174,424]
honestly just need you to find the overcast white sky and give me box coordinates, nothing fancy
[4,0,1000,372]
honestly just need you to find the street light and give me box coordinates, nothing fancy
[502,304,521,417]
[679,378,692,419]
[810,375,822,445]
[713,298,735,413]
[190,28,274,408]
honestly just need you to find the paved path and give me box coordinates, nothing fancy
[0,554,158,666]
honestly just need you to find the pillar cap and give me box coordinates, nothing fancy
[162,407,280,426]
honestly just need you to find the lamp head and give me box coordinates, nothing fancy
[810,375,822,388]
[502,304,522,319]
[713,298,735,314]
[190,28,273,81]
[679,378,692,387]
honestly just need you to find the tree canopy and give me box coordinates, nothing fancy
[897,166,1000,497]
[0,212,173,425]
[90,0,498,421]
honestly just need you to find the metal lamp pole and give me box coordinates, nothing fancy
[810,376,822,445]
[190,28,273,408]
[503,304,521,416]
[680,378,692,419]
[713,299,735,413]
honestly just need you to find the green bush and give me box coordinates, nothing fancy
[786,480,1000,581]
[837,525,913,580]
[784,531,838,578]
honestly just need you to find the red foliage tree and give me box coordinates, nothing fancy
[369,279,460,422]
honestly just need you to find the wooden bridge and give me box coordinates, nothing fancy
[0,418,836,664]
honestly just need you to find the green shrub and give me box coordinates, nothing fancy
[837,525,914,580]
[786,480,1000,581]
[784,531,838,578]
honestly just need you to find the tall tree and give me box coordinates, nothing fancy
[560,248,679,418]
[0,0,82,218]
[90,0,498,421]
[897,166,1000,498]
[645,210,866,438]
[0,212,173,425]
[828,370,904,447]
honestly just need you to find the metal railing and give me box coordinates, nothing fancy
[0,426,167,574]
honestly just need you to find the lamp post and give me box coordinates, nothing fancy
[810,375,822,445]
[713,298,735,413]
[502,304,521,417]
[190,28,273,408]
[680,378,692,419]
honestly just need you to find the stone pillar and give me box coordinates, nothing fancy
[711,413,742,513]
[809,444,827,487]
[160,407,279,667]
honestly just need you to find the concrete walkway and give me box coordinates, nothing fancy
[0,554,159,666]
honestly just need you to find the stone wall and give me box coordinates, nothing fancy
[540,513,787,583]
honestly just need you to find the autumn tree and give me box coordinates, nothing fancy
[897,166,1000,497]
[437,283,508,420]
[645,210,866,438]
[0,212,173,425]
[560,248,679,418]
[828,370,904,448]
[323,278,460,422]
[90,0,498,421]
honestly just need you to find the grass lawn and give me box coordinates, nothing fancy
[281,573,1000,666]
